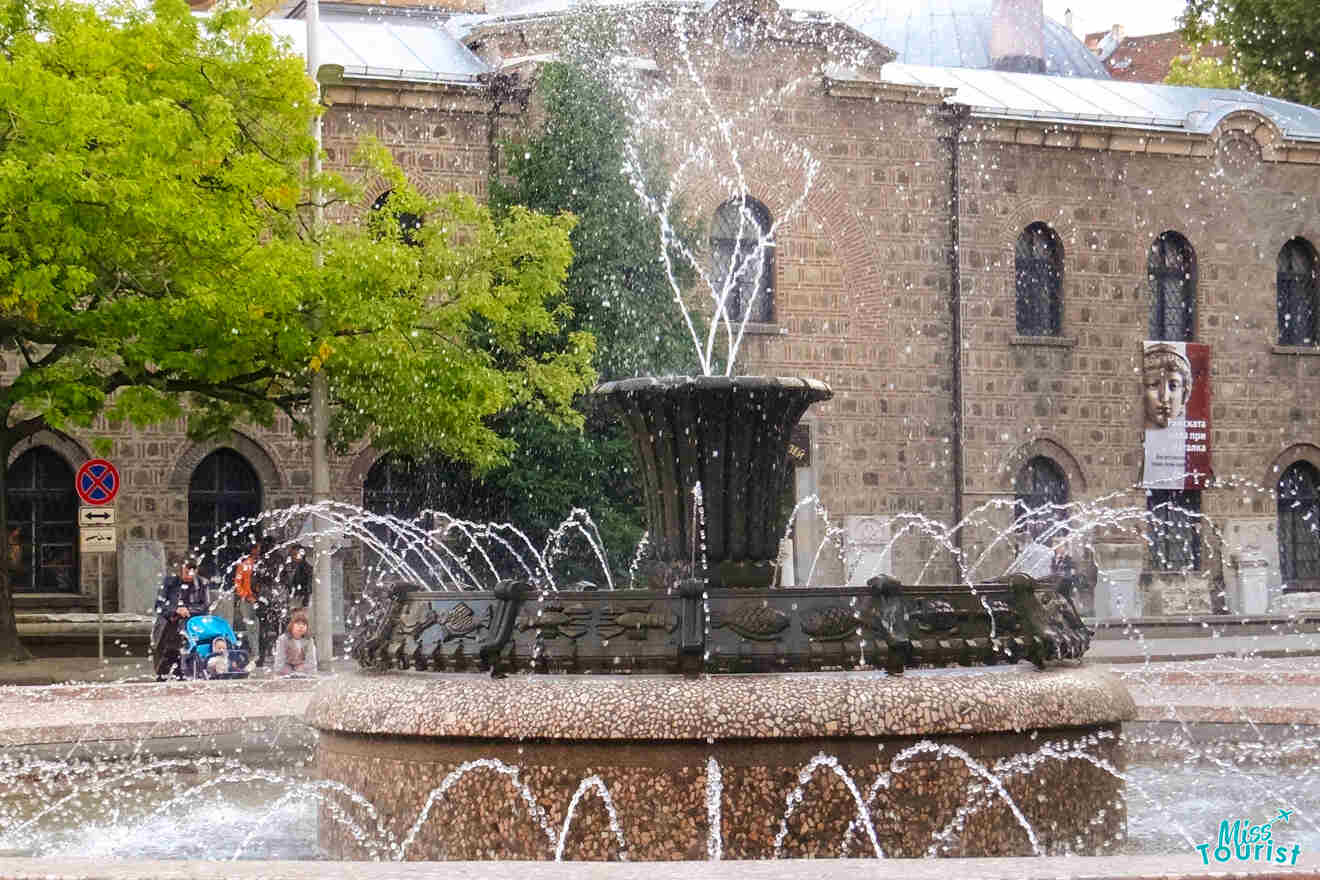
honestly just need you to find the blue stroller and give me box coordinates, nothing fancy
[181,615,251,679]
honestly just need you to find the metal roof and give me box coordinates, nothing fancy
[789,0,1108,77]
[478,0,1108,77]
[878,63,1320,141]
[255,8,1320,144]
[263,17,490,83]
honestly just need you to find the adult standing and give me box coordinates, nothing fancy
[234,541,277,668]
[281,544,313,614]
[151,556,209,680]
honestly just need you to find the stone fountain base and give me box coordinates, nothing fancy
[307,665,1134,860]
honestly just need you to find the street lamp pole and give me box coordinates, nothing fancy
[307,0,333,671]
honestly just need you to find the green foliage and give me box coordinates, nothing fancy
[0,0,594,657]
[1180,0,1320,105]
[490,61,692,379]
[237,161,593,471]
[1165,51,1243,90]
[0,0,593,464]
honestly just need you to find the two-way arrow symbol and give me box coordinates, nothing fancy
[84,511,112,520]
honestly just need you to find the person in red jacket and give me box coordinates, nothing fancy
[233,541,277,668]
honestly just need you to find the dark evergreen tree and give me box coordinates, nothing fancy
[382,60,697,583]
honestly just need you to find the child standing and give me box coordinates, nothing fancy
[272,609,318,676]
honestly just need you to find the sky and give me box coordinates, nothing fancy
[1043,0,1188,39]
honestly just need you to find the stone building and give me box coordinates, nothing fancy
[12,0,1320,643]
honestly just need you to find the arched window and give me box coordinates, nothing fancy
[5,447,77,593]
[710,197,774,323]
[188,449,261,577]
[364,454,492,583]
[1277,238,1318,346]
[1148,231,1196,341]
[1015,223,1063,336]
[364,455,432,521]
[1013,456,1068,538]
[371,189,422,245]
[1278,461,1320,587]
[1148,488,1201,571]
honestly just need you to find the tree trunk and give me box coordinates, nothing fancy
[0,439,30,662]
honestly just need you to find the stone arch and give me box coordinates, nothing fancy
[168,431,283,493]
[996,201,1082,260]
[683,159,879,332]
[1265,443,1320,494]
[1210,109,1283,159]
[361,172,449,212]
[997,437,1089,497]
[1130,179,1196,253]
[345,444,387,502]
[7,429,91,470]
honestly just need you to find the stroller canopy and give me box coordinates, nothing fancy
[183,614,240,647]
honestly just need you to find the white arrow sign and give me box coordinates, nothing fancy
[79,506,116,526]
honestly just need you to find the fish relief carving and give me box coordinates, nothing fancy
[710,602,790,641]
[396,607,438,639]
[598,603,678,641]
[911,599,959,634]
[516,602,592,640]
[439,602,491,643]
[800,605,860,641]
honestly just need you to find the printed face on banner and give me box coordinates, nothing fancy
[1141,341,1212,489]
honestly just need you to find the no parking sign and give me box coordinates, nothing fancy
[75,458,120,506]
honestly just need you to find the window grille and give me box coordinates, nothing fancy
[1278,461,1320,585]
[188,449,262,579]
[710,197,774,324]
[1013,456,1068,539]
[1015,223,1062,336]
[1148,232,1196,341]
[5,447,77,593]
[1277,238,1318,345]
[1147,488,1201,570]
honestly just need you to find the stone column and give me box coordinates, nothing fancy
[1229,547,1270,615]
[1092,542,1146,618]
[777,538,796,587]
[118,539,165,616]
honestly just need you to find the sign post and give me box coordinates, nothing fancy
[75,459,120,662]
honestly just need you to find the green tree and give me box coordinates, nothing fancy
[385,59,696,583]
[0,0,592,660]
[1165,50,1242,90]
[1179,0,1320,105]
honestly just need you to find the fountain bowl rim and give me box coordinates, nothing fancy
[594,375,833,401]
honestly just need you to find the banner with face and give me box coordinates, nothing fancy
[1141,341,1212,489]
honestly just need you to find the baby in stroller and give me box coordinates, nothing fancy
[181,615,250,679]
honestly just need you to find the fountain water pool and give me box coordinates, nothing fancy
[1,665,1317,863]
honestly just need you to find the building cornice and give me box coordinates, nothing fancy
[322,77,499,113]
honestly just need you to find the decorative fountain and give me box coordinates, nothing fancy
[300,8,1134,859]
[306,371,1131,860]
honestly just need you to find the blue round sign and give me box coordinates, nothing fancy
[76,458,119,505]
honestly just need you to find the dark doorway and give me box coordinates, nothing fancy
[188,449,262,578]
[6,447,78,593]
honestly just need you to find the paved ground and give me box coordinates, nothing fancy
[2,634,1318,879]
[0,855,1314,880]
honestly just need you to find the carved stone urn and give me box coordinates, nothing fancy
[595,375,832,587]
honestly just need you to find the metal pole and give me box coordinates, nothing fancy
[97,554,103,662]
[307,0,333,671]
